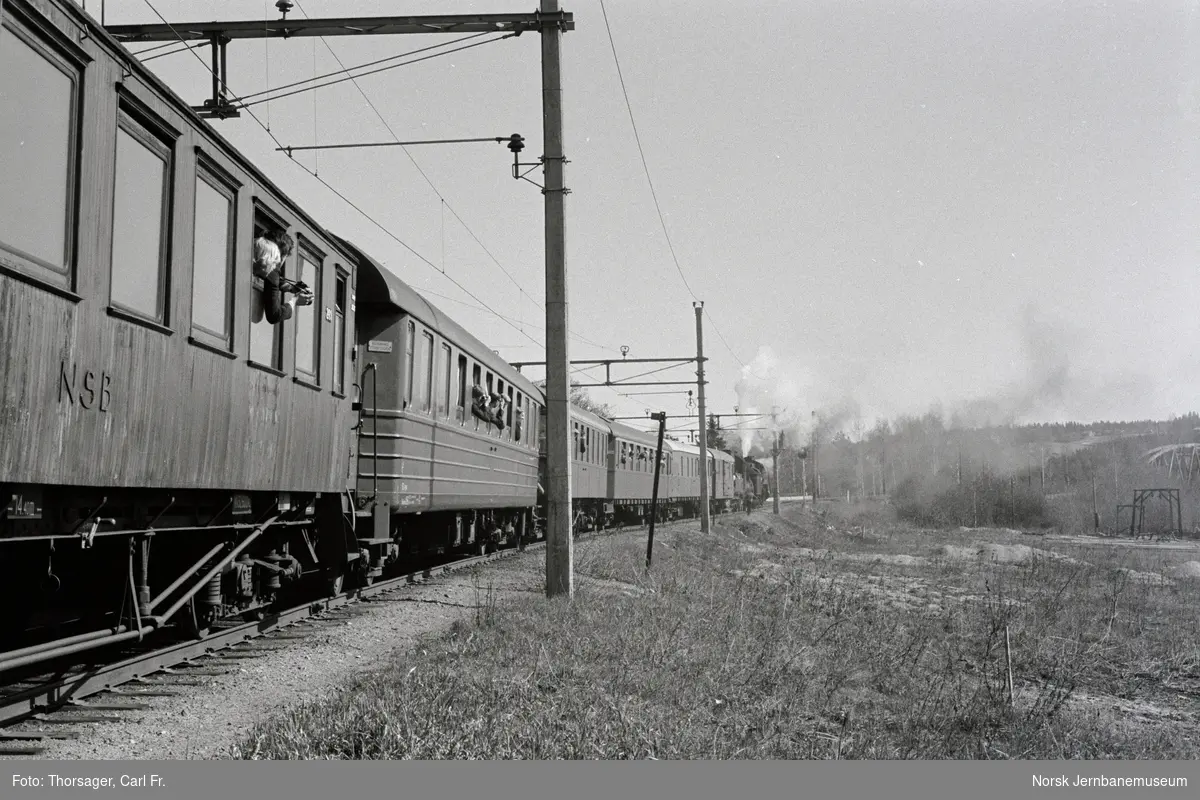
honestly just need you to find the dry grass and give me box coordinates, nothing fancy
[233,506,1200,760]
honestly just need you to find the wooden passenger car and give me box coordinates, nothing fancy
[566,405,611,530]
[606,419,663,524]
[340,238,542,564]
[0,0,360,647]
[711,448,737,511]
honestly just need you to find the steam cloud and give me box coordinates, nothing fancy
[729,304,1155,452]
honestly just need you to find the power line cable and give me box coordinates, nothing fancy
[240,34,514,109]
[597,0,747,369]
[137,0,544,353]
[236,33,490,103]
[289,1,612,355]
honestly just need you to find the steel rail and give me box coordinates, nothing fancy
[0,512,734,728]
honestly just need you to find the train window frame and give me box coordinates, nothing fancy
[0,7,89,298]
[420,330,434,413]
[404,320,415,409]
[505,386,514,440]
[247,205,288,372]
[514,390,523,443]
[108,98,177,330]
[333,268,348,396]
[496,379,506,433]
[292,240,323,387]
[188,153,240,352]
[438,342,452,417]
[456,354,468,422]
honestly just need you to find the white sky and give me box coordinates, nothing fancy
[98,0,1200,436]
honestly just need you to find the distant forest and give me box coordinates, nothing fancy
[708,411,1200,535]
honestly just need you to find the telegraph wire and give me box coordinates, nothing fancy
[289,1,612,355]
[137,0,544,352]
[597,0,748,369]
[239,34,515,109]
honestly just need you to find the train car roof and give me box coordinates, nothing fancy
[336,235,543,400]
[569,404,612,431]
[607,419,661,446]
[664,440,734,461]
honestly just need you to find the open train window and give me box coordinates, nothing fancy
[0,12,86,292]
[110,101,175,326]
[249,207,286,370]
[536,404,545,452]
[456,355,467,422]
[506,386,514,439]
[514,390,523,442]
[190,155,238,351]
[333,270,348,395]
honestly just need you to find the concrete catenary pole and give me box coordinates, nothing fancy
[695,302,710,534]
[541,0,572,598]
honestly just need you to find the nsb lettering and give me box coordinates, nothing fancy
[59,361,113,412]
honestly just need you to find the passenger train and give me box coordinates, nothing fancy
[0,0,763,667]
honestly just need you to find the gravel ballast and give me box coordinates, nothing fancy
[1,551,557,760]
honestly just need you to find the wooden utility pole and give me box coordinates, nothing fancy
[1040,446,1046,493]
[771,408,781,516]
[1092,476,1099,531]
[695,303,711,533]
[811,411,819,501]
[646,412,667,570]
[541,0,572,597]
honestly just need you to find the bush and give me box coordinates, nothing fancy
[895,472,1049,529]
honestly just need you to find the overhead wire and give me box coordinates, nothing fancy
[235,33,492,103]
[288,1,612,355]
[136,0,544,352]
[239,34,516,109]
[597,0,748,370]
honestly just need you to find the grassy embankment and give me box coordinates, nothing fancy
[233,503,1200,759]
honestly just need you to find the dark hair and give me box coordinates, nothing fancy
[274,231,295,258]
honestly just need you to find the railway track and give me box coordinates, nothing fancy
[0,514,723,757]
[0,537,547,756]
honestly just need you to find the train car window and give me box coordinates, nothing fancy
[0,19,83,288]
[294,246,322,383]
[486,372,494,396]
[439,343,452,417]
[110,110,174,324]
[190,163,237,348]
[333,270,347,394]
[421,331,434,412]
[506,386,514,439]
[536,404,545,452]
[248,211,284,369]
[456,355,468,422]
[496,379,505,428]
[513,390,523,442]
[404,320,415,408]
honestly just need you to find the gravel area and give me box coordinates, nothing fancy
[0,545,580,761]
[0,518,724,761]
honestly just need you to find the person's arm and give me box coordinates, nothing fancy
[262,269,293,324]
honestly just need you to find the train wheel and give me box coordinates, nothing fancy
[180,597,211,640]
[326,573,345,597]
